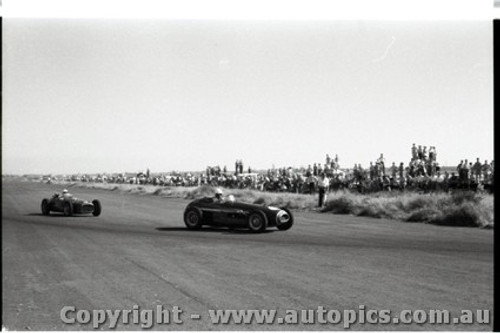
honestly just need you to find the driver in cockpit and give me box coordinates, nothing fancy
[213,189,236,204]
[60,189,72,200]
[213,188,225,203]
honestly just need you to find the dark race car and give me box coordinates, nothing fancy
[41,191,102,217]
[183,196,293,232]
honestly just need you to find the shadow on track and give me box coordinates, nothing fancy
[25,213,94,218]
[156,227,276,235]
[10,218,276,240]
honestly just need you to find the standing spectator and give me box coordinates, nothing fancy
[461,159,470,185]
[306,165,312,177]
[326,154,331,166]
[313,163,318,177]
[411,143,418,161]
[398,162,405,179]
[390,162,398,179]
[373,162,379,179]
[382,176,391,191]
[306,174,317,194]
[399,162,406,189]
[369,162,375,180]
[472,158,482,182]
[462,159,470,179]
[324,163,331,177]
[457,160,464,178]
[422,146,428,161]
[426,162,433,177]
[318,164,323,176]
[331,154,339,171]
[417,160,427,177]
[428,146,436,162]
[377,153,385,176]
[430,163,437,177]
[417,145,423,160]
[317,173,330,208]
[482,160,491,181]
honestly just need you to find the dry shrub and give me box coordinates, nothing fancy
[433,203,483,227]
[322,196,355,214]
[406,207,442,223]
[59,181,494,228]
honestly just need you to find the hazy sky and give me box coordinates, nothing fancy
[2,18,493,174]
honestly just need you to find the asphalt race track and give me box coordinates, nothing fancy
[2,181,493,330]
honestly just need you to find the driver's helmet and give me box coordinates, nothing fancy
[227,194,235,203]
[215,188,223,198]
[62,189,68,194]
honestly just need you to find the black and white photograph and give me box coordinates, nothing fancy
[1,0,495,331]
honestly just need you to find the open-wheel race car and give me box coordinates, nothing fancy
[183,192,293,233]
[41,190,102,217]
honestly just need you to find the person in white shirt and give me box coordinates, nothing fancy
[317,173,330,208]
[376,153,386,176]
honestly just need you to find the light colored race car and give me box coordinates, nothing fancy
[41,190,102,217]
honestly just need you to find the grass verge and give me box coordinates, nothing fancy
[59,182,493,228]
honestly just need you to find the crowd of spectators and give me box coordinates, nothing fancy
[58,147,494,194]
[346,145,494,193]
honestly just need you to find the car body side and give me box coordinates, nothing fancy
[42,195,101,215]
[184,197,293,230]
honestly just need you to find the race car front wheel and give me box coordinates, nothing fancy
[184,208,203,230]
[63,202,73,217]
[41,199,50,215]
[248,211,268,233]
[92,200,102,216]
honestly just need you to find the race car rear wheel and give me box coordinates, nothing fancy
[63,201,73,217]
[276,208,294,231]
[248,211,268,233]
[41,199,50,215]
[184,208,203,230]
[92,200,102,216]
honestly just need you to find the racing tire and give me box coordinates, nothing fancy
[248,211,268,233]
[92,200,102,216]
[41,199,50,215]
[63,201,73,217]
[184,208,203,230]
[276,208,294,231]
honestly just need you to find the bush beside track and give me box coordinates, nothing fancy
[50,181,494,229]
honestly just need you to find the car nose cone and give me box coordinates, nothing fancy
[277,211,290,223]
